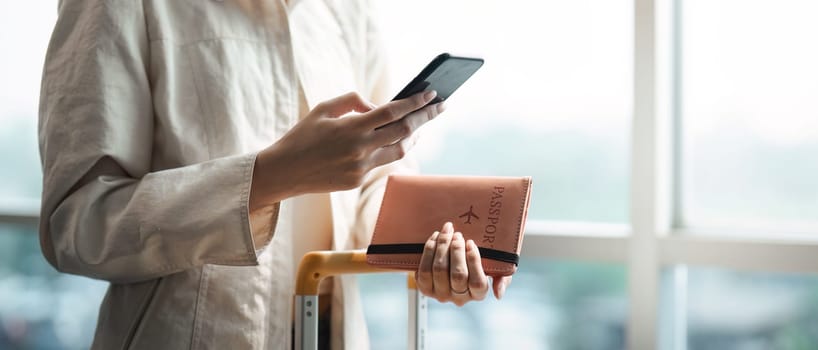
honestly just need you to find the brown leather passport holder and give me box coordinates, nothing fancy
[366,175,533,276]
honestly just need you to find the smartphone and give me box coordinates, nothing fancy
[392,53,484,105]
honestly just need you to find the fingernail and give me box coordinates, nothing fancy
[466,239,475,252]
[453,232,463,240]
[431,231,439,240]
[443,222,453,233]
[423,90,437,101]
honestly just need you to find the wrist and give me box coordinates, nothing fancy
[249,146,299,212]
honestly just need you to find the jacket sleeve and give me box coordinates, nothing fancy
[38,0,275,284]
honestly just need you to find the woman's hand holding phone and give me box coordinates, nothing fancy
[249,90,445,211]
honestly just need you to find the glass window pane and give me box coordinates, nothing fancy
[661,266,818,350]
[680,0,818,232]
[360,258,627,349]
[0,2,56,200]
[378,0,632,223]
[0,224,107,349]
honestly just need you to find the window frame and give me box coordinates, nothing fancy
[3,1,818,349]
[524,0,818,349]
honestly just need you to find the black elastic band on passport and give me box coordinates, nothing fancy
[367,243,519,266]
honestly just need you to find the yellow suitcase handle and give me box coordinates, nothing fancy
[294,250,399,295]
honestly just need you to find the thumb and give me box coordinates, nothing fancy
[493,276,512,300]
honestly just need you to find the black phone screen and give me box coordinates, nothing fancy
[392,53,484,105]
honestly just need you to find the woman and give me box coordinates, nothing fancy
[38,0,510,348]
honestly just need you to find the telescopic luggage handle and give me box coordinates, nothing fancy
[294,250,427,350]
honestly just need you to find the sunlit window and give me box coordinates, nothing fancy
[680,0,818,233]
[380,0,633,224]
[661,266,818,349]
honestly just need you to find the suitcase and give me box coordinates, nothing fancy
[294,250,427,350]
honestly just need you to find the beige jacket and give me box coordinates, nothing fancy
[38,0,410,348]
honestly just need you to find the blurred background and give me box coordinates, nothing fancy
[2,0,817,349]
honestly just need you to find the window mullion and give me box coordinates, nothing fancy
[629,0,671,348]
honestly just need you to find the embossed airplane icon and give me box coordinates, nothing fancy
[459,205,479,224]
